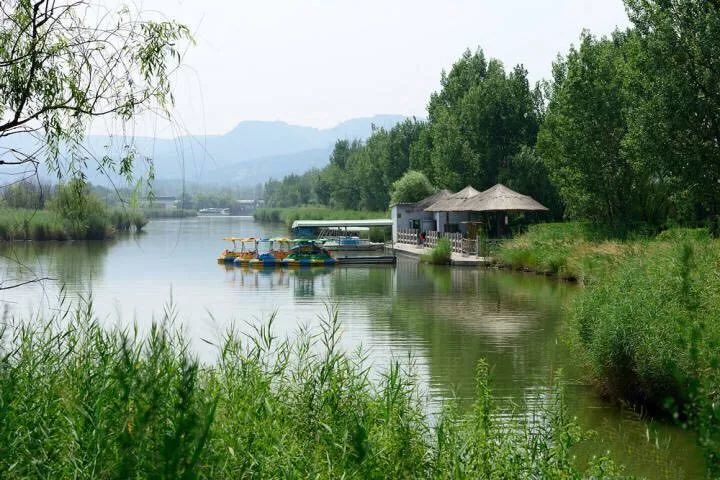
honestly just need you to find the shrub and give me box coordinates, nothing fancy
[422,238,452,265]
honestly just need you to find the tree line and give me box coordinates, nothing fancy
[265,0,720,227]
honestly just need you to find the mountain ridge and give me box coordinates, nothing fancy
[77,114,409,186]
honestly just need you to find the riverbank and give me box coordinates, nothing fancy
[0,306,626,478]
[498,222,720,474]
[0,207,147,241]
[143,207,197,219]
[254,206,387,228]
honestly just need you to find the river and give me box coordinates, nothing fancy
[0,216,705,478]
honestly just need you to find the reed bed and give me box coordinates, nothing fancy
[0,301,626,479]
[0,208,147,240]
[497,222,633,283]
[572,234,720,475]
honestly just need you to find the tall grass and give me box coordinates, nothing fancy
[571,233,720,474]
[0,209,68,240]
[421,238,452,265]
[0,302,626,478]
[497,222,632,283]
[0,208,148,241]
[254,206,388,228]
[110,209,148,232]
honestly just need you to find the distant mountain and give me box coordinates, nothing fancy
[76,114,408,186]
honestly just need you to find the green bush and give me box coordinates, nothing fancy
[422,238,452,265]
[0,305,626,478]
[390,170,435,204]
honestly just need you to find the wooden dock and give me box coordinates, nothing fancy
[387,243,492,266]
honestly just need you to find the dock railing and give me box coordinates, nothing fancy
[397,229,420,245]
[396,229,502,257]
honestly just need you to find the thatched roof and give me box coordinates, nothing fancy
[424,186,481,212]
[425,183,548,212]
[390,189,453,210]
[464,184,548,212]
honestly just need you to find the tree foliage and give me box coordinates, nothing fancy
[0,0,191,183]
[390,170,435,205]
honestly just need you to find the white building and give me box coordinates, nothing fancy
[390,190,452,242]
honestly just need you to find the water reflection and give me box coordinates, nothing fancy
[0,240,112,288]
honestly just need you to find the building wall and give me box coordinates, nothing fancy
[392,205,440,242]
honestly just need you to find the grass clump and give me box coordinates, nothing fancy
[0,303,627,479]
[421,237,452,265]
[572,237,720,474]
[254,206,388,228]
[110,209,148,232]
[0,209,68,240]
[497,222,629,283]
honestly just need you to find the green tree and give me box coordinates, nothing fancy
[390,170,435,204]
[423,49,541,191]
[538,31,666,223]
[624,0,720,218]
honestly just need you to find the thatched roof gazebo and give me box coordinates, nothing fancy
[457,183,548,212]
[424,183,548,238]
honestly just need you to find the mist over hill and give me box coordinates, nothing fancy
[77,114,408,187]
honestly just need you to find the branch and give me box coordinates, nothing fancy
[0,277,54,291]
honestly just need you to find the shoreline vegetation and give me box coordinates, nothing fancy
[498,223,720,473]
[0,207,147,241]
[0,305,626,478]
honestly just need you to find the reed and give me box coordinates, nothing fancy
[0,301,626,479]
[497,222,630,283]
[0,208,148,241]
[571,232,720,474]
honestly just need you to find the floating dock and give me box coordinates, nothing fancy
[388,243,492,266]
[336,255,397,265]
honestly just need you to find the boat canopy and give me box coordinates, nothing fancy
[291,219,392,229]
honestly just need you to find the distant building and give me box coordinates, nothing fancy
[235,199,264,214]
[149,196,178,210]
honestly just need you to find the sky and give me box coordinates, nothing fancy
[102,0,631,138]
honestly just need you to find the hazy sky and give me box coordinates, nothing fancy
[112,0,630,137]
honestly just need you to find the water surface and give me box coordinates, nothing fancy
[0,216,705,478]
